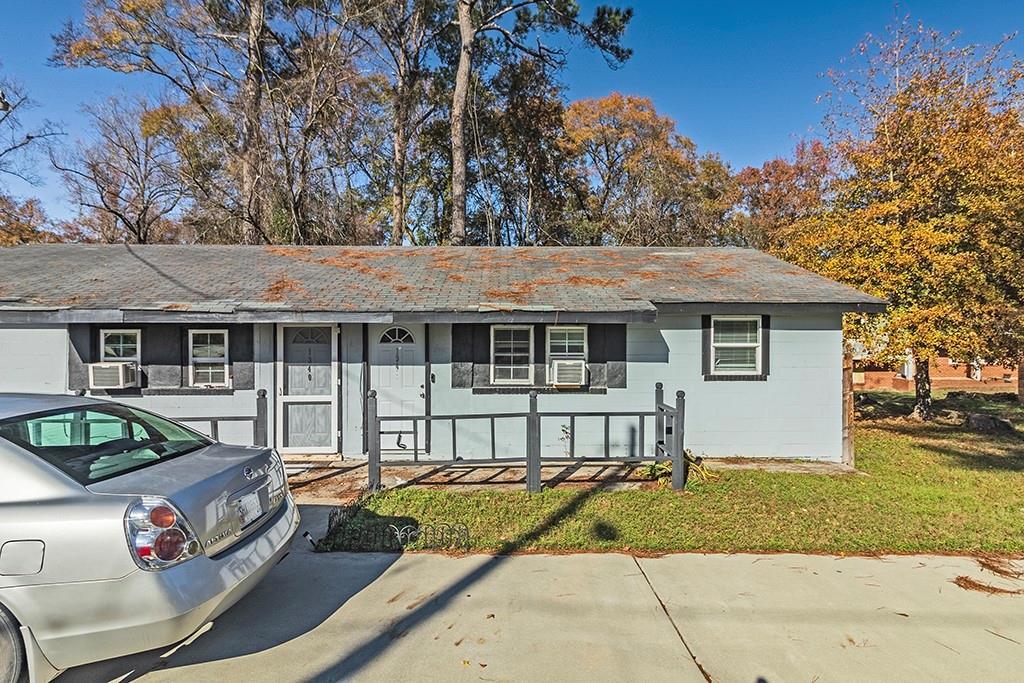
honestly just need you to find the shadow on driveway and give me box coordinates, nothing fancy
[63,481,630,682]
[60,504,400,682]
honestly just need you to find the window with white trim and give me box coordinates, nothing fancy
[490,325,533,384]
[546,326,587,384]
[711,316,761,374]
[189,329,230,387]
[100,329,141,363]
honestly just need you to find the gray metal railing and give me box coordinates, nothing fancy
[367,383,686,492]
[174,389,268,446]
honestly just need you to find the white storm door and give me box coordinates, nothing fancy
[276,325,338,454]
[370,324,426,451]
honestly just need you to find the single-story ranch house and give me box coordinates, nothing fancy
[0,245,884,464]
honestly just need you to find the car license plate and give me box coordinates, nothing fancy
[237,491,263,527]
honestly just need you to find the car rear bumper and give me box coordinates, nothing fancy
[9,495,300,672]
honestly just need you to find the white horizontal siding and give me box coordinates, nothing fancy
[0,325,69,393]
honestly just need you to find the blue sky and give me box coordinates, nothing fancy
[2,0,1023,220]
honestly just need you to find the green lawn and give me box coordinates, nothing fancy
[323,391,1024,555]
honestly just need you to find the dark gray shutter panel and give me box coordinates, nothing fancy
[450,323,475,388]
[228,324,255,390]
[761,314,771,377]
[471,324,492,387]
[533,323,546,386]
[588,324,627,388]
[701,315,712,377]
[143,323,181,388]
[67,324,92,391]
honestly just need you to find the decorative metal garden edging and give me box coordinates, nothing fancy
[324,506,471,552]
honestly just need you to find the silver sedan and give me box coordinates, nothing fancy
[0,394,300,683]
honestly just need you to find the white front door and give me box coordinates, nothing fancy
[276,325,338,454]
[370,324,425,451]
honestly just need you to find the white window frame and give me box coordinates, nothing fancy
[710,315,761,375]
[490,325,534,385]
[188,329,231,388]
[99,329,141,364]
[546,325,588,385]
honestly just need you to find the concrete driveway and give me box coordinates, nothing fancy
[62,504,1024,682]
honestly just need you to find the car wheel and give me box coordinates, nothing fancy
[0,606,24,683]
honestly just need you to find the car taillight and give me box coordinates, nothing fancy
[125,496,202,571]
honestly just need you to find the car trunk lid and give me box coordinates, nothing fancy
[87,443,287,556]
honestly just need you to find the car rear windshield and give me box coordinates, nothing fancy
[0,404,211,485]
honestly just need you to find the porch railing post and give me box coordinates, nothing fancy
[367,390,381,491]
[255,389,268,447]
[654,382,665,447]
[672,390,686,491]
[526,390,541,493]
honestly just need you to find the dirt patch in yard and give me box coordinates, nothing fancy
[289,464,368,505]
[705,458,860,475]
[288,457,862,506]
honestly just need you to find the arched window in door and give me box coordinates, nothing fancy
[290,327,329,345]
[379,326,414,345]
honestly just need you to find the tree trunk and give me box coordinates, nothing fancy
[390,66,410,245]
[1018,354,1024,404]
[449,0,474,246]
[912,353,933,419]
[240,0,266,244]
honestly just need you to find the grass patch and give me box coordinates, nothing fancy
[321,393,1024,555]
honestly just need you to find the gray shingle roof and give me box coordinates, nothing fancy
[0,245,885,321]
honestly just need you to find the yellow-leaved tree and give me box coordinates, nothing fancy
[783,19,1024,417]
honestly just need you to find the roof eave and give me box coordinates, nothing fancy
[653,301,888,314]
[0,307,660,325]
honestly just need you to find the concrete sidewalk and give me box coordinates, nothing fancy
[62,505,1024,682]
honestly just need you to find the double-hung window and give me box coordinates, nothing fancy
[710,316,761,375]
[491,325,533,384]
[189,330,230,388]
[100,329,141,364]
[547,326,587,384]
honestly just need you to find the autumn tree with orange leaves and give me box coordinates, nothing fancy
[782,19,1024,417]
[560,93,736,246]
[733,139,831,252]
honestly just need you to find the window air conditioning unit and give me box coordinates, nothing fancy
[551,360,587,387]
[89,362,139,389]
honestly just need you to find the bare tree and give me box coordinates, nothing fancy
[52,98,183,244]
[0,70,62,185]
[265,3,367,244]
[448,1,632,245]
[353,0,444,244]
[53,0,275,243]
[240,0,267,243]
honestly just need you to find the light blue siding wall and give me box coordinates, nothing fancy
[0,316,842,459]
[0,323,277,447]
[340,323,365,455]
[108,323,277,446]
[340,313,844,462]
